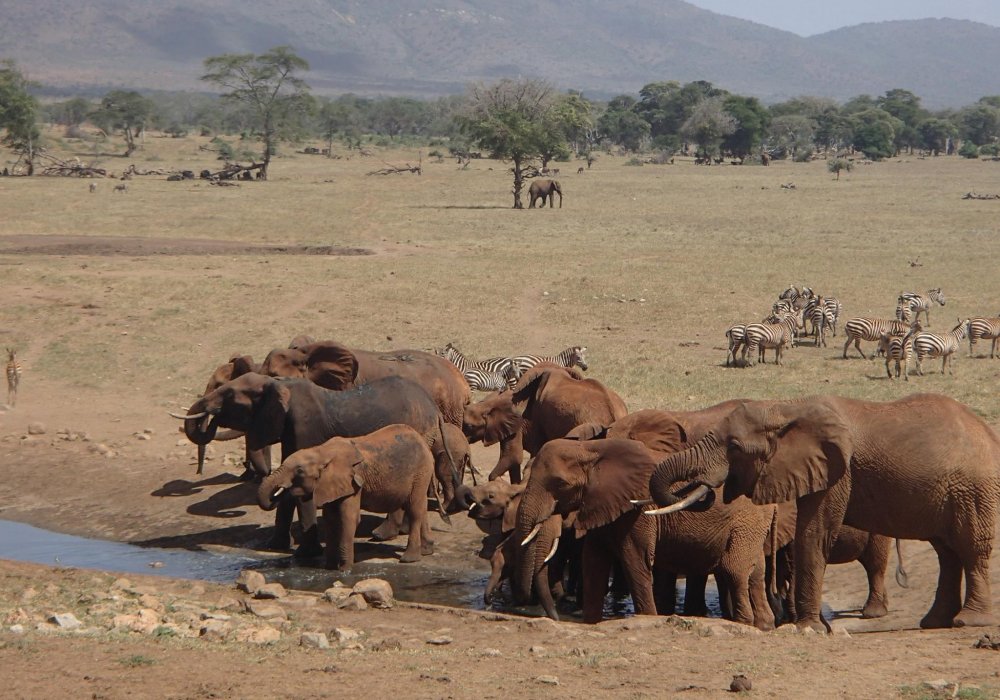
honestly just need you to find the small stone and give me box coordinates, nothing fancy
[143,428,154,434]
[27,422,46,435]
[176,439,189,447]
[351,579,394,608]
[730,674,752,693]
[200,619,231,640]
[338,594,369,611]
[332,627,361,642]
[536,676,559,686]
[524,617,557,629]
[244,601,287,620]
[254,583,287,599]
[237,626,282,645]
[235,569,266,594]
[147,561,164,569]
[48,613,82,630]
[301,632,330,649]
[9,624,24,634]
[427,636,453,645]
[322,587,352,604]
[529,645,547,656]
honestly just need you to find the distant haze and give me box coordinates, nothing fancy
[687,0,1000,36]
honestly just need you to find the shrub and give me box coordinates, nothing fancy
[624,156,644,166]
[979,143,999,157]
[828,158,853,180]
[959,141,979,159]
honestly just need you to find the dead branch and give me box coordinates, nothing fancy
[367,162,421,176]
[962,192,1000,200]
[200,162,264,181]
[36,151,110,178]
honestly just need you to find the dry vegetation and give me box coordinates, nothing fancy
[2,130,1000,698]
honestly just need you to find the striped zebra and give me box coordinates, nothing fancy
[876,329,918,381]
[5,348,21,407]
[725,324,747,366]
[489,346,588,385]
[808,298,836,347]
[842,317,914,359]
[912,319,968,376]
[743,313,798,366]
[967,316,1000,358]
[897,288,945,327]
[439,344,517,391]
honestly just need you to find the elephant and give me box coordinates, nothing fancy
[458,364,627,486]
[528,179,562,209]
[180,373,457,557]
[257,424,435,569]
[648,394,1000,631]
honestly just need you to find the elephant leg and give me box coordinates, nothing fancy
[581,537,612,623]
[920,539,963,628]
[268,494,295,551]
[716,565,754,627]
[953,535,996,628]
[371,509,405,541]
[654,571,677,615]
[859,535,890,619]
[715,574,734,619]
[294,498,323,559]
[748,558,776,631]
[792,486,849,632]
[682,574,709,617]
[400,489,427,564]
[327,496,360,570]
[618,544,656,617]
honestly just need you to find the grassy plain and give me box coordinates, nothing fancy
[2,130,1000,418]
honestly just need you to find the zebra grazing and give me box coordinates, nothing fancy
[876,329,918,381]
[5,348,21,407]
[808,298,835,347]
[967,316,1000,358]
[491,346,588,384]
[897,288,945,327]
[439,344,518,391]
[842,317,914,359]
[743,313,798,366]
[912,320,968,376]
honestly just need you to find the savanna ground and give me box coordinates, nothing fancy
[1,130,1000,698]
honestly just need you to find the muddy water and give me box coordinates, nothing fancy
[0,520,719,621]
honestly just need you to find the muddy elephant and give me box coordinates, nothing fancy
[258,425,435,569]
[259,339,470,427]
[458,364,627,486]
[180,374,457,557]
[528,179,562,208]
[649,394,1000,631]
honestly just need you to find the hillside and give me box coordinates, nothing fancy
[1,0,999,106]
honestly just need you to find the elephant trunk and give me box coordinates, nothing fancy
[513,490,555,604]
[183,398,219,446]
[649,433,725,507]
[257,465,293,511]
[445,482,475,515]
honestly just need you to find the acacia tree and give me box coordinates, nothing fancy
[680,96,736,159]
[201,46,312,180]
[458,78,567,209]
[0,61,40,174]
[91,90,154,157]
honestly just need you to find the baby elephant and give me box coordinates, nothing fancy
[258,424,435,570]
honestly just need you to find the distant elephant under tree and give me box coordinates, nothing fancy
[528,179,562,208]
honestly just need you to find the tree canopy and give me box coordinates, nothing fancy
[0,60,40,174]
[90,90,154,156]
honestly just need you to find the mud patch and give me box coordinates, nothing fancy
[0,234,374,257]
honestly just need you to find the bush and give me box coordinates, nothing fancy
[210,137,235,160]
[959,142,980,159]
[624,156,644,166]
[827,158,853,179]
[979,143,1000,157]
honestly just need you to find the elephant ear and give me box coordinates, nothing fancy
[501,488,526,533]
[564,422,609,441]
[229,355,257,379]
[607,409,688,454]
[314,443,365,507]
[260,347,306,379]
[511,365,559,419]
[246,379,292,450]
[301,341,359,390]
[483,393,523,446]
[576,439,657,531]
[752,401,853,505]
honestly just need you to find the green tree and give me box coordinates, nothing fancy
[596,94,650,151]
[827,157,853,180]
[957,104,1000,146]
[917,118,958,155]
[90,90,154,157]
[876,89,927,153]
[680,96,736,159]
[959,141,980,159]
[768,114,816,161]
[457,78,566,209]
[201,46,312,179]
[851,108,901,160]
[45,97,91,129]
[551,91,594,154]
[0,61,40,174]
[721,95,770,159]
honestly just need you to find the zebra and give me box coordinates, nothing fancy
[725,324,747,366]
[808,298,836,347]
[912,319,968,376]
[842,317,915,359]
[438,344,518,391]
[823,296,843,336]
[897,288,945,327]
[5,348,21,407]
[743,313,798,366]
[875,329,918,381]
[490,346,588,385]
[967,316,1000,358]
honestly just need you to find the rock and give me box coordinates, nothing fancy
[235,569,266,594]
[974,633,1000,650]
[254,583,287,599]
[332,627,361,642]
[9,624,24,634]
[536,676,559,686]
[48,613,82,630]
[529,645,547,656]
[138,594,163,611]
[427,636,453,645]
[370,638,402,652]
[730,674,752,693]
[110,578,131,591]
[322,587,352,604]
[479,648,502,657]
[200,619,232,640]
[301,632,330,649]
[27,422,46,435]
[923,680,952,692]
[524,617,557,629]
[244,601,287,620]
[176,439,189,447]
[235,626,282,645]
[352,579,394,608]
[338,594,369,611]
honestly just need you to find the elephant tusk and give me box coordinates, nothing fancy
[271,486,285,500]
[169,410,207,420]
[644,484,712,516]
[543,537,560,564]
[520,523,543,547]
[468,502,476,511]
[630,499,653,506]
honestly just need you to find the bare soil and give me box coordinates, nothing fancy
[0,234,374,257]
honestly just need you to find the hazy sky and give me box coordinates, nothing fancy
[686,0,1000,36]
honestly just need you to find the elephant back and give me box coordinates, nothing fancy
[354,348,470,425]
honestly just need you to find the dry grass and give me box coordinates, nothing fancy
[3,129,1000,419]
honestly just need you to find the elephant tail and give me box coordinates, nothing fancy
[894,539,909,588]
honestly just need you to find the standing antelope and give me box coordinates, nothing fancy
[5,348,21,407]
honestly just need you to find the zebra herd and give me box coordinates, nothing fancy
[727,285,1000,380]
[438,343,588,391]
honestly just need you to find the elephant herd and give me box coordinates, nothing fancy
[175,336,1000,633]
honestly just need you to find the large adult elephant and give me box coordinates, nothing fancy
[528,179,562,208]
[458,364,627,486]
[180,374,457,557]
[648,394,1000,631]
